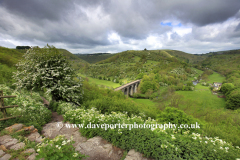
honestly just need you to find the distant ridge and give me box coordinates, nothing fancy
[74,53,115,64]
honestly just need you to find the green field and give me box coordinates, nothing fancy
[78,73,121,88]
[130,98,157,108]
[207,72,225,84]
[176,85,226,110]
[177,72,226,110]
[130,98,160,118]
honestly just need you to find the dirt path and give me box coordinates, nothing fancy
[41,97,64,122]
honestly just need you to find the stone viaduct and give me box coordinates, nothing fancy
[114,80,141,96]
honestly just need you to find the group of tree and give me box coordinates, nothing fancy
[16,46,31,49]
[221,81,240,110]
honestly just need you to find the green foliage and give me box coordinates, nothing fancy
[186,81,194,86]
[221,83,235,96]
[36,135,87,160]
[84,96,140,117]
[0,46,24,67]
[136,73,144,79]
[226,88,240,110]
[64,107,240,160]
[174,85,194,91]
[13,45,83,105]
[49,100,60,112]
[0,84,51,132]
[157,107,203,133]
[139,75,159,94]
[0,63,16,84]
[140,81,157,94]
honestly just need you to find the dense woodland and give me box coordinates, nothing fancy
[1,46,240,159]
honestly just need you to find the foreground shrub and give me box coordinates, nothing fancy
[83,96,140,117]
[0,84,51,132]
[157,107,204,133]
[36,135,87,160]
[13,45,83,105]
[64,108,240,159]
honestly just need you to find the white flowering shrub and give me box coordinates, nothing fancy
[56,101,78,115]
[170,68,186,75]
[0,84,51,131]
[36,135,87,160]
[63,107,240,159]
[13,45,83,105]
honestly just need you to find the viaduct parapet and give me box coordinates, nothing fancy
[114,80,140,96]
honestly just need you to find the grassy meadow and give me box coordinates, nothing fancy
[207,72,226,84]
[78,73,121,88]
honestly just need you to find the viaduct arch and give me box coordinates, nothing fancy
[114,80,140,96]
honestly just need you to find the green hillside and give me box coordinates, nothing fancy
[165,49,208,63]
[79,49,201,93]
[0,47,25,84]
[74,53,115,64]
[58,49,89,69]
[0,46,24,67]
[199,49,240,76]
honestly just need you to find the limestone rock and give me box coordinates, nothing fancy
[5,124,23,132]
[0,145,7,152]
[0,135,13,145]
[124,149,152,160]
[4,139,18,148]
[27,152,36,160]
[24,126,35,132]
[0,150,5,156]
[23,148,35,154]
[0,153,11,160]
[41,122,63,139]
[9,142,25,150]
[35,136,43,143]
[75,136,123,160]
[27,132,41,142]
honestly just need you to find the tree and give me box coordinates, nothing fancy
[13,45,83,105]
[226,88,240,110]
[220,83,235,96]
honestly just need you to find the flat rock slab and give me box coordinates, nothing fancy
[24,126,35,132]
[0,150,5,156]
[23,148,35,154]
[0,135,13,145]
[41,122,64,139]
[5,124,23,133]
[27,152,36,160]
[124,149,154,160]
[4,139,18,148]
[75,136,123,160]
[27,132,42,143]
[9,142,25,150]
[42,122,87,144]
[0,153,11,160]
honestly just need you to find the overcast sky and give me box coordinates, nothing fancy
[0,0,240,54]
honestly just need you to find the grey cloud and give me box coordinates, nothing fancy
[0,0,240,54]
